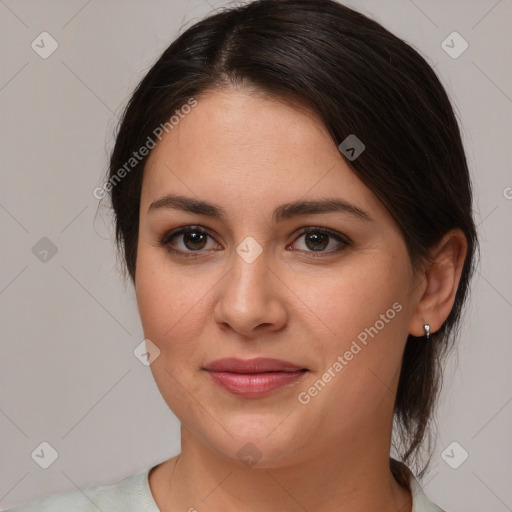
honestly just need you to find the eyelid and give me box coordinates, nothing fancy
[293,226,352,246]
[160,224,214,242]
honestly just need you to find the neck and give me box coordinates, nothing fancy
[151,427,412,512]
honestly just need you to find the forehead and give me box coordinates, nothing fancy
[141,89,382,220]
[148,89,334,167]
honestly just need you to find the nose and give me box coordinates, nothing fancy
[213,247,288,338]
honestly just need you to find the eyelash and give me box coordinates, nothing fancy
[157,225,352,259]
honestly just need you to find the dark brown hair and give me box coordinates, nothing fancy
[106,0,477,482]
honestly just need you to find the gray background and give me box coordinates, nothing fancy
[0,0,511,510]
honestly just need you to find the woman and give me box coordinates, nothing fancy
[7,0,476,510]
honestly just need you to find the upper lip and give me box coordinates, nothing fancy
[203,357,307,373]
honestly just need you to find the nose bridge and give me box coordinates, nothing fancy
[228,239,270,305]
[214,238,286,334]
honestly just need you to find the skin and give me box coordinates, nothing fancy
[135,88,467,512]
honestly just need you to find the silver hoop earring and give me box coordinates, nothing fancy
[423,324,430,339]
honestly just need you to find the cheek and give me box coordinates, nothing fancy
[135,245,217,383]
[136,243,200,339]
[305,254,410,349]
[296,253,412,414]
[135,248,209,423]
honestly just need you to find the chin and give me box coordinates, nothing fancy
[202,418,310,469]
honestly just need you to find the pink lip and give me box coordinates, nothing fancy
[203,358,308,398]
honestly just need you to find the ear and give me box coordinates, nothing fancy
[409,229,468,337]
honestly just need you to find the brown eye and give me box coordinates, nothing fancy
[290,228,351,256]
[159,226,220,257]
[304,232,329,251]
[180,230,208,251]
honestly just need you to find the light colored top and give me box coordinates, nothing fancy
[6,462,445,511]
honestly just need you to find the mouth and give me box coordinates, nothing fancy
[203,357,309,398]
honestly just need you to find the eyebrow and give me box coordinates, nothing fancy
[148,194,372,223]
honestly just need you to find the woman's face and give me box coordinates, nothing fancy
[135,89,424,467]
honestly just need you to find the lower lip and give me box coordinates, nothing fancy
[206,370,307,397]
